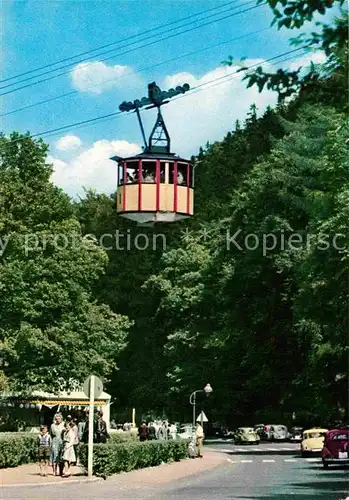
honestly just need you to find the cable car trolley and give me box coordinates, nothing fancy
[111,82,194,224]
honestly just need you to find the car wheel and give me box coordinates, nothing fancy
[256,441,260,445]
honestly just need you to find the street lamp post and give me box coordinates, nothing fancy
[189,384,213,451]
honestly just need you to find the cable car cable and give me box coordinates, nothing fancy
[0,1,264,96]
[0,0,240,84]
[174,46,307,96]
[0,1,259,93]
[1,2,251,91]
[19,46,306,141]
[1,27,271,118]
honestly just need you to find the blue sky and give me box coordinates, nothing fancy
[0,1,337,196]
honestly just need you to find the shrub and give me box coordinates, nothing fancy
[108,431,138,443]
[0,433,38,468]
[79,440,188,477]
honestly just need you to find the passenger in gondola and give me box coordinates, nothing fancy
[143,170,155,183]
[177,171,184,185]
[126,172,134,183]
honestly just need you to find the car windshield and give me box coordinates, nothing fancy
[304,432,326,439]
[328,434,349,440]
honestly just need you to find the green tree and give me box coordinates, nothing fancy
[0,134,131,391]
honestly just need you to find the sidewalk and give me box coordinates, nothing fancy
[0,450,227,488]
[0,464,99,487]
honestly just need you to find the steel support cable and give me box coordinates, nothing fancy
[1,2,250,91]
[22,46,307,141]
[0,0,240,84]
[0,1,264,96]
[1,27,271,118]
[47,49,307,139]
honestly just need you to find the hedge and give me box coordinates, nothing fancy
[78,440,189,477]
[0,432,188,475]
[0,433,38,468]
[108,431,138,443]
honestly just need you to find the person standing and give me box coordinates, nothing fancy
[169,422,177,440]
[38,425,51,476]
[96,411,108,443]
[50,414,64,476]
[138,421,148,441]
[196,422,204,458]
[71,418,79,464]
[62,421,76,477]
[158,420,168,440]
[148,422,156,440]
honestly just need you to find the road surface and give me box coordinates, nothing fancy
[2,442,348,499]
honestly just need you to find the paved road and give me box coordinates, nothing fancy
[3,442,348,499]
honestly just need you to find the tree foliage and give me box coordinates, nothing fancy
[0,134,131,392]
[225,5,348,105]
[0,4,347,426]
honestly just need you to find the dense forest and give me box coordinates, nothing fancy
[0,1,347,427]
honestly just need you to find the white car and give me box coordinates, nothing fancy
[177,423,194,440]
[268,425,289,441]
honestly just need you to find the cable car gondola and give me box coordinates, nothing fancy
[111,81,194,224]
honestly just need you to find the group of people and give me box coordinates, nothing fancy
[138,420,177,441]
[125,168,185,185]
[38,413,78,477]
[38,410,109,477]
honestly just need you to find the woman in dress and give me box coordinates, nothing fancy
[62,421,76,477]
[50,413,64,476]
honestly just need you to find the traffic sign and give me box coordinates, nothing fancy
[83,375,103,399]
[197,411,208,422]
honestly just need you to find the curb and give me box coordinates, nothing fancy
[1,477,102,488]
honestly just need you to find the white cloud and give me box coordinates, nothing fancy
[161,60,276,158]
[70,61,142,94]
[287,50,326,73]
[51,53,327,197]
[49,139,141,197]
[55,135,82,151]
[160,52,326,157]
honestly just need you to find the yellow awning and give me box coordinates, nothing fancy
[27,400,106,406]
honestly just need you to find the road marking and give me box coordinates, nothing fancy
[250,448,260,452]
[240,460,253,463]
[305,458,320,462]
[281,447,293,450]
[284,459,297,462]
[227,458,238,463]
[266,448,278,451]
[262,460,275,462]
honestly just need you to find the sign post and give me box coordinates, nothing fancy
[88,375,94,477]
[83,375,103,478]
[196,411,208,424]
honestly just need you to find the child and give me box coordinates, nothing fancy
[38,425,52,476]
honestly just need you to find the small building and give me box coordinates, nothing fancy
[0,389,111,431]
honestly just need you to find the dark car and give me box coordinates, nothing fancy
[289,426,304,442]
[322,429,349,468]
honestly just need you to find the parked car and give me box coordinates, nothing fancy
[254,424,265,439]
[234,427,260,445]
[177,423,194,440]
[260,424,272,441]
[268,425,289,441]
[224,429,235,439]
[301,428,328,457]
[322,428,349,468]
[289,427,304,442]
